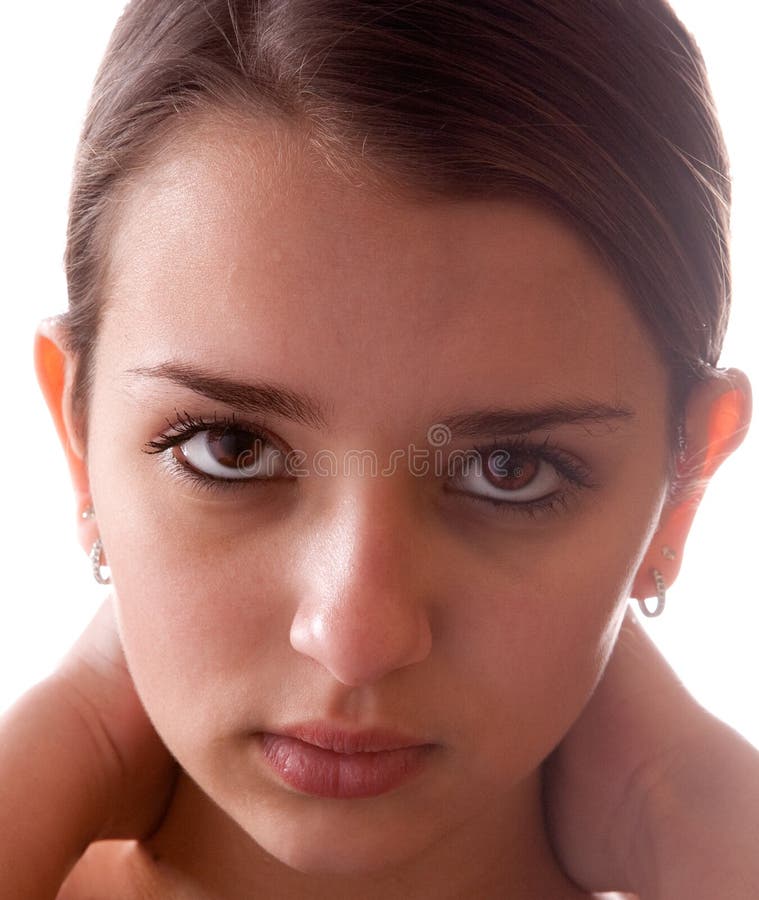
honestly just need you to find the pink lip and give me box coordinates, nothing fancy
[257,722,436,799]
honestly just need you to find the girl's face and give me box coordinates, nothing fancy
[86,116,672,873]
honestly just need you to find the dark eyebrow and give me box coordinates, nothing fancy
[126,362,329,430]
[434,401,635,437]
[126,361,635,437]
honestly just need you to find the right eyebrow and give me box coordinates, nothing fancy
[125,362,329,430]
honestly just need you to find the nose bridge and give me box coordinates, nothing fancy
[289,475,433,686]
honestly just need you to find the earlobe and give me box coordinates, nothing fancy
[631,368,752,605]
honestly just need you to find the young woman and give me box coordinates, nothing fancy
[2,1,757,897]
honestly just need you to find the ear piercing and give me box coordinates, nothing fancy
[82,505,112,586]
[677,420,687,464]
[636,546,677,618]
[638,569,666,618]
[89,538,112,586]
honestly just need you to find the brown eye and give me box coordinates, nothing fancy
[484,449,539,492]
[176,427,285,481]
[449,445,562,505]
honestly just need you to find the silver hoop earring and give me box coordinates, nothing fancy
[638,568,666,618]
[90,538,112,586]
[677,420,687,464]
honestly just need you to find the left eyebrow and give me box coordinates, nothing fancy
[125,361,635,437]
[432,400,636,438]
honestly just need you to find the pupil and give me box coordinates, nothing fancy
[488,449,512,476]
[486,451,537,490]
[211,429,263,468]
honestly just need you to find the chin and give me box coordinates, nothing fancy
[243,801,441,876]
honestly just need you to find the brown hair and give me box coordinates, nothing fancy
[62,0,731,486]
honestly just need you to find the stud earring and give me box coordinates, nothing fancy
[661,545,677,560]
[638,568,666,618]
[81,506,96,520]
[89,538,112,586]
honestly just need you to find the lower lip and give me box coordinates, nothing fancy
[258,734,434,799]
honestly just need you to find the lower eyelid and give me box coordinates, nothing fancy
[162,453,263,495]
[449,483,577,517]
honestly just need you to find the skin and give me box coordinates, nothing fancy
[36,114,751,899]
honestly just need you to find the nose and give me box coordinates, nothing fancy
[289,481,434,686]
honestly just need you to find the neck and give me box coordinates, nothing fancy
[133,767,589,899]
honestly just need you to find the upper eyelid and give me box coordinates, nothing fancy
[471,435,594,476]
[462,449,594,498]
[147,413,573,457]
[143,410,273,453]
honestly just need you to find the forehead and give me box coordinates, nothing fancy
[101,115,668,431]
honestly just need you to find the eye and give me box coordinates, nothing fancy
[143,411,288,484]
[175,426,285,481]
[447,438,591,511]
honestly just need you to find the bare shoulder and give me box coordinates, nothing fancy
[57,839,158,900]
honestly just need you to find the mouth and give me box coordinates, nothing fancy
[255,722,437,799]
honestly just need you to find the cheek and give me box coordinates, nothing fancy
[451,465,665,782]
[452,548,632,786]
[103,513,294,758]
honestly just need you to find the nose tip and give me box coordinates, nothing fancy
[289,594,433,687]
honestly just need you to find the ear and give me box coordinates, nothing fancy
[631,367,752,602]
[34,317,97,556]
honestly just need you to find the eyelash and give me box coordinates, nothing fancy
[143,410,278,495]
[452,435,595,519]
[143,410,597,519]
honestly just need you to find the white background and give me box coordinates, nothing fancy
[1,3,756,748]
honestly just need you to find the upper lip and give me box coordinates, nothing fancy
[268,722,433,754]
